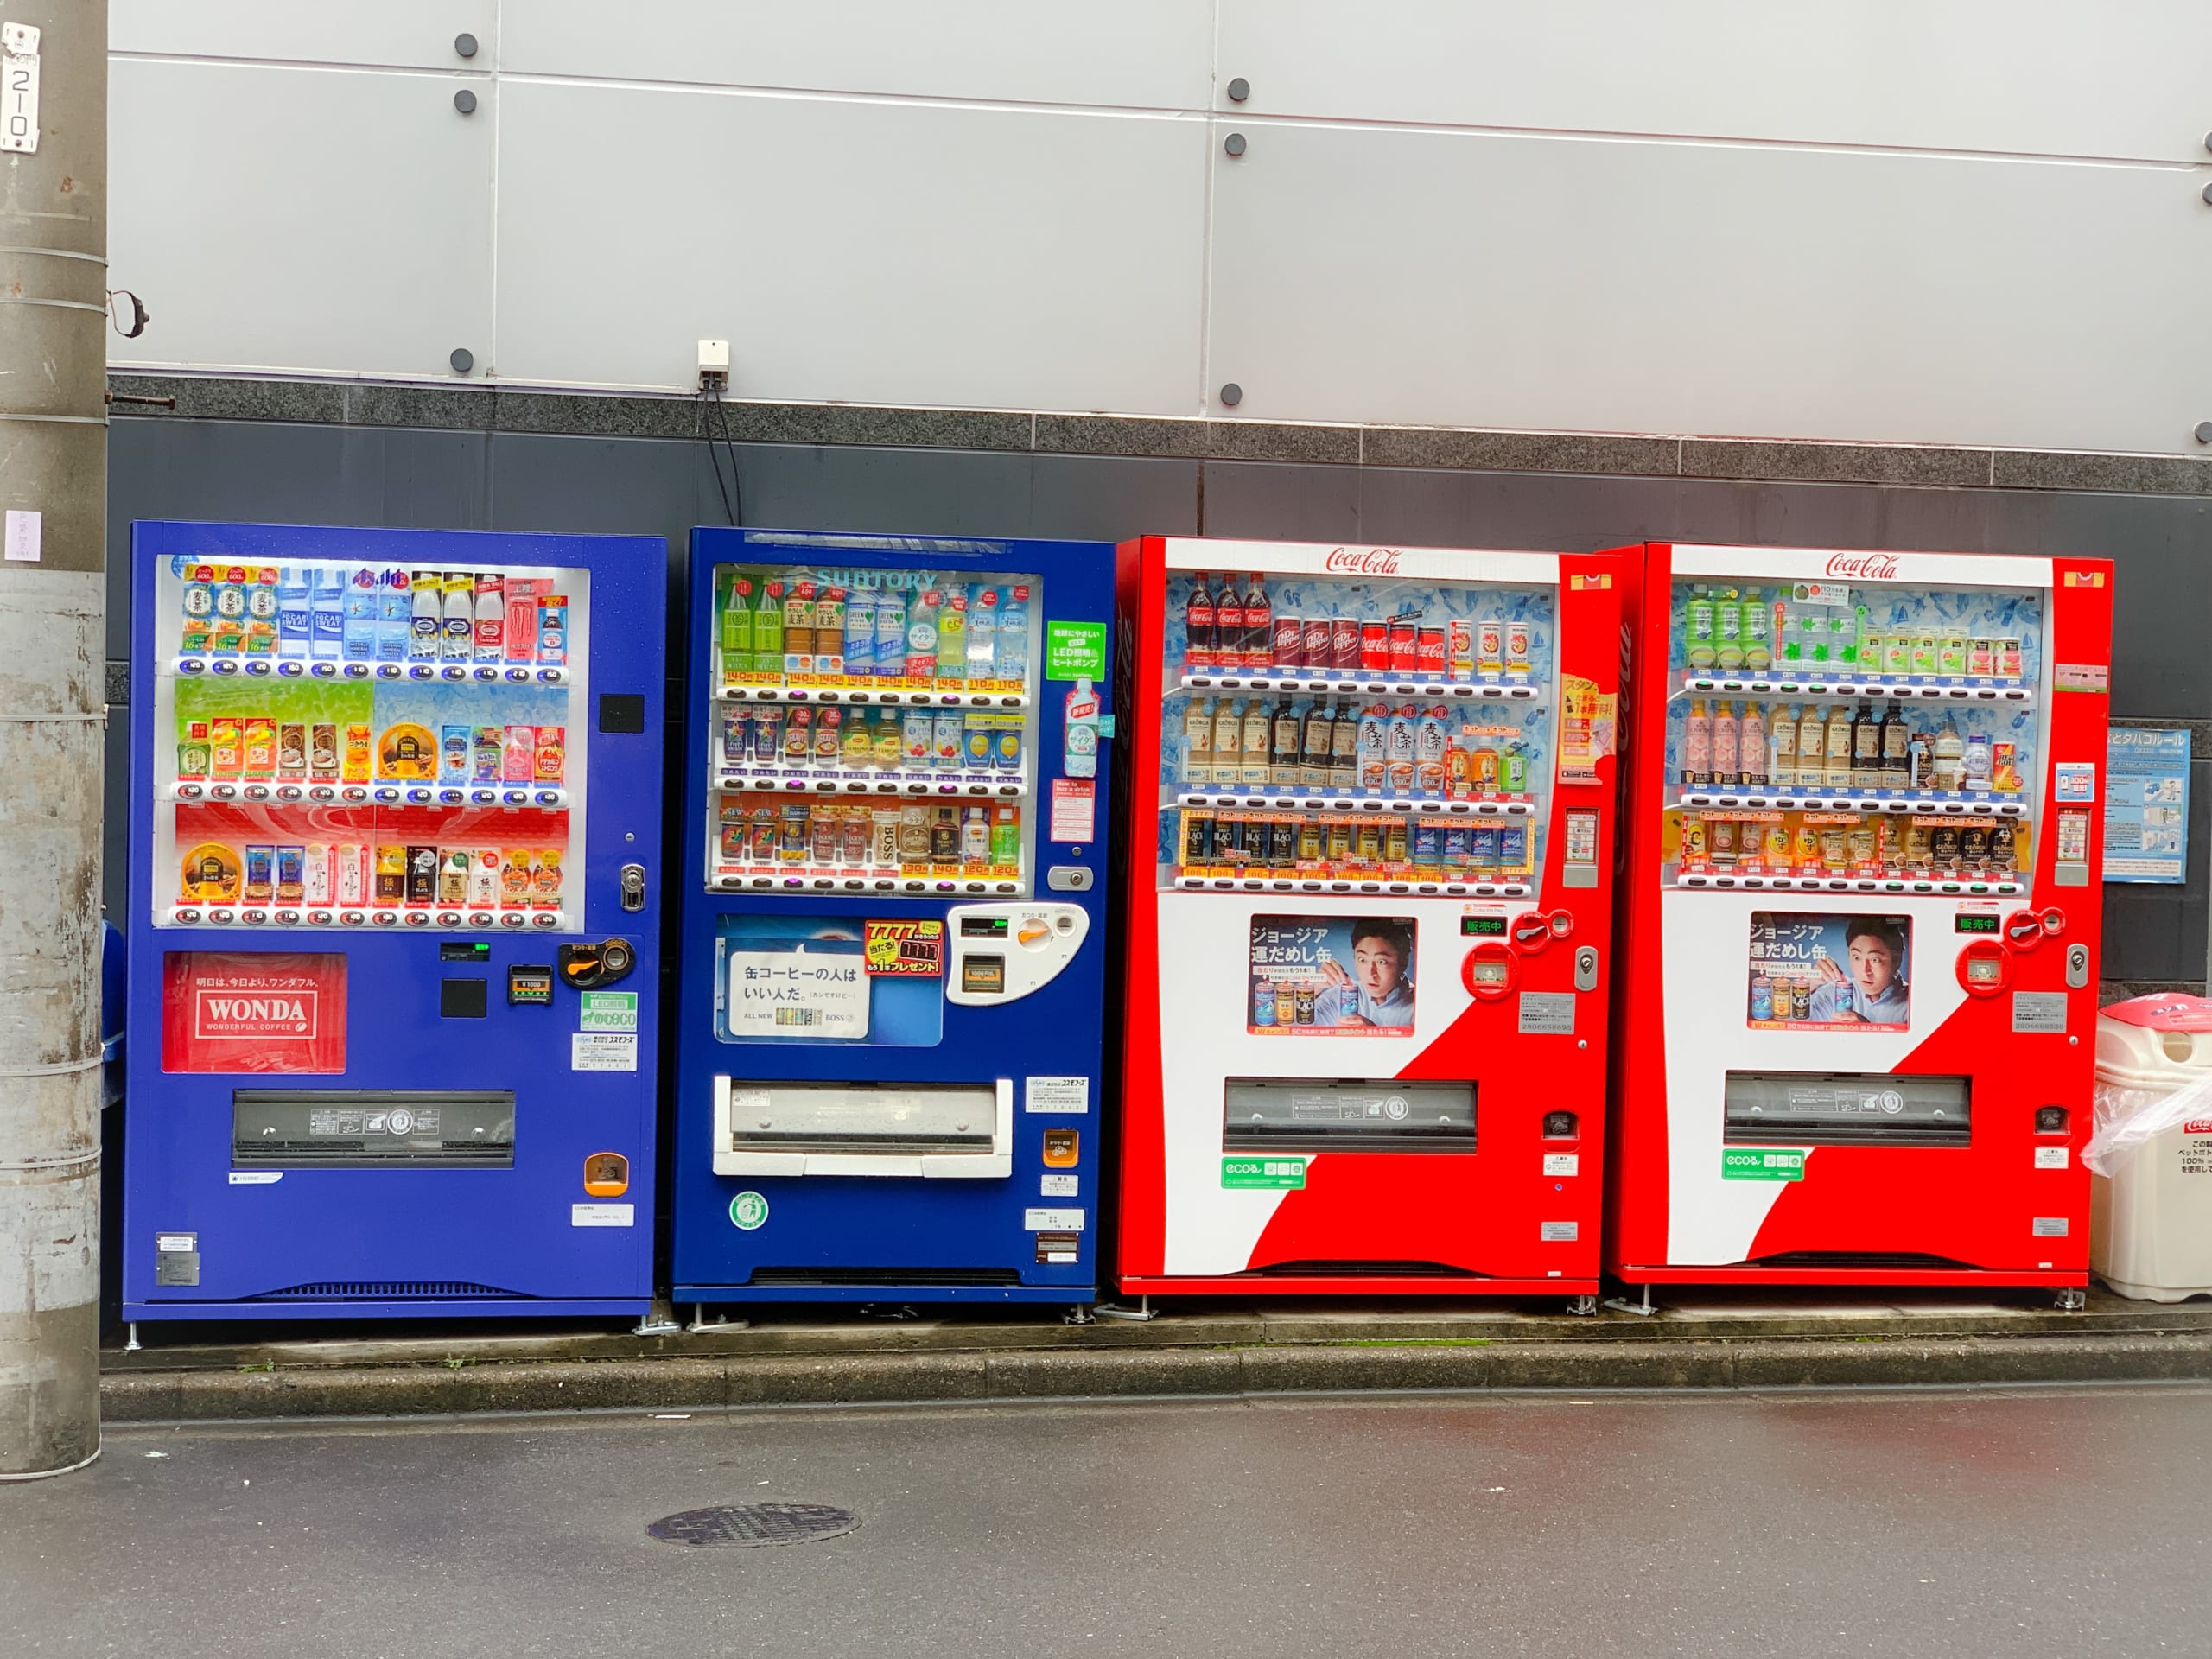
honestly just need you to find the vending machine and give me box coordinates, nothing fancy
[670,530,1116,1312]
[1605,543,2113,1302]
[123,523,666,1325]
[1114,537,1624,1306]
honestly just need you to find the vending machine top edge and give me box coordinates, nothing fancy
[1605,541,2113,1295]
[1116,536,1624,1304]
[124,521,668,1322]
[670,528,1118,1308]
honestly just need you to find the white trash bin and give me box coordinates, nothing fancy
[2088,994,2212,1302]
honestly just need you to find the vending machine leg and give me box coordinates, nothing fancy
[1566,1294,1599,1317]
[2054,1287,2088,1313]
[1062,1305,1096,1326]
[686,1304,750,1334]
[632,1298,682,1338]
[124,1323,141,1353]
[1602,1285,1659,1318]
[1093,1296,1157,1323]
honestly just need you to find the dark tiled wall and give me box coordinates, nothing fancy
[105,414,2211,990]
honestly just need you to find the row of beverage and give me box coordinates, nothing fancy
[1179,697,1530,798]
[717,703,1024,776]
[717,571,1031,683]
[1183,572,1536,680]
[1681,582,2027,680]
[715,797,1024,875]
[1681,701,2021,794]
[178,565,569,666]
[178,840,563,909]
[175,718,566,787]
[1676,811,2029,877]
[1176,807,1535,880]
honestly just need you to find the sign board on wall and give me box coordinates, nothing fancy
[2105,728,2190,885]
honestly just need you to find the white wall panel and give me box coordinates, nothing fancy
[502,0,1211,110]
[493,83,1205,409]
[112,0,493,70]
[1218,0,2212,162]
[1205,120,2212,454]
[109,59,493,381]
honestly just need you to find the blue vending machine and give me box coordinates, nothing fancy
[123,524,666,1326]
[671,530,1117,1313]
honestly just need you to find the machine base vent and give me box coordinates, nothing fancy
[746,1268,1025,1288]
[251,1281,518,1300]
[1745,1252,1980,1273]
[1247,1260,1482,1279]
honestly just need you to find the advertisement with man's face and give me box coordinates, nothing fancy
[1248,915,1418,1035]
[1747,912,1912,1032]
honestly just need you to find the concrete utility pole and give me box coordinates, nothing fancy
[0,0,105,1478]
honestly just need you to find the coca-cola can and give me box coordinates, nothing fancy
[1358,621,1390,671]
[1302,616,1332,669]
[1417,628,1446,677]
[1332,616,1362,671]
[1388,621,1420,674]
[1271,614,1305,669]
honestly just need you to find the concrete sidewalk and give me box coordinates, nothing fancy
[99,1287,2212,1421]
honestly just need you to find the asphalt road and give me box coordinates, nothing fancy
[3,1384,2204,1657]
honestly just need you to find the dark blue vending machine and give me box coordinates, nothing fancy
[123,524,665,1326]
[671,530,1117,1313]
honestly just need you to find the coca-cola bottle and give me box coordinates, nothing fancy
[1185,574,1217,671]
[1241,573,1272,669]
[1213,577,1243,675]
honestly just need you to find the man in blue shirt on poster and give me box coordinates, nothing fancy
[1806,916,1910,1027]
[1313,918,1417,1031]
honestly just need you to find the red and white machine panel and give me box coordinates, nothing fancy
[1605,543,2113,1295]
[1114,537,1623,1301]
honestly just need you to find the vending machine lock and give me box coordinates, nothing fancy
[558,938,636,990]
[620,862,647,912]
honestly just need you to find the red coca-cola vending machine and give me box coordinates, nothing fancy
[1113,537,1623,1308]
[1605,543,2113,1306]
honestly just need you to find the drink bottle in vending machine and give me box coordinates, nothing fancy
[1116,537,1623,1307]
[672,530,1118,1312]
[1605,543,2112,1305]
[124,523,665,1325]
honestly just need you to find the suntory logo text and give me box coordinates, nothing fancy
[1823,552,1900,582]
[1324,547,1403,575]
[194,991,316,1038]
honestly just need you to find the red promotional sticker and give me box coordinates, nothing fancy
[162,951,347,1074]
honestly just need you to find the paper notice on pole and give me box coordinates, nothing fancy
[1050,778,1096,842]
[3,510,42,562]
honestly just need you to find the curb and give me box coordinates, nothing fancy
[101,1332,2212,1423]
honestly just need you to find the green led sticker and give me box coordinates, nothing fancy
[1721,1147,1807,1182]
[1045,620,1107,682]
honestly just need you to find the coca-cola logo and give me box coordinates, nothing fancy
[1823,552,1900,582]
[1324,547,1403,575]
[2184,1118,2212,1135]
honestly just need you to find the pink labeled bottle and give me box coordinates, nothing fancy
[1738,703,1768,786]
[1682,698,1712,786]
[1711,700,1739,786]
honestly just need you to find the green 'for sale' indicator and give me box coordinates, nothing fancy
[1721,1147,1808,1182]
[1222,1155,1307,1190]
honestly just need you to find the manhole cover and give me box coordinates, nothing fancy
[647,1503,860,1548]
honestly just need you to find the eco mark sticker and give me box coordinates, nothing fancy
[1222,1155,1306,1190]
[729,1190,770,1231]
[579,991,638,1032]
[1045,620,1107,682]
[1722,1147,1807,1182]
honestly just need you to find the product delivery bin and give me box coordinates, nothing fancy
[2087,994,2212,1302]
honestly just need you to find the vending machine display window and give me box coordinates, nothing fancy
[702,560,1043,899]
[152,555,589,936]
[1158,569,1574,899]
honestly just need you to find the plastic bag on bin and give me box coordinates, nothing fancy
[2086,1072,2212,1176]
[2084,993,2212,1177]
